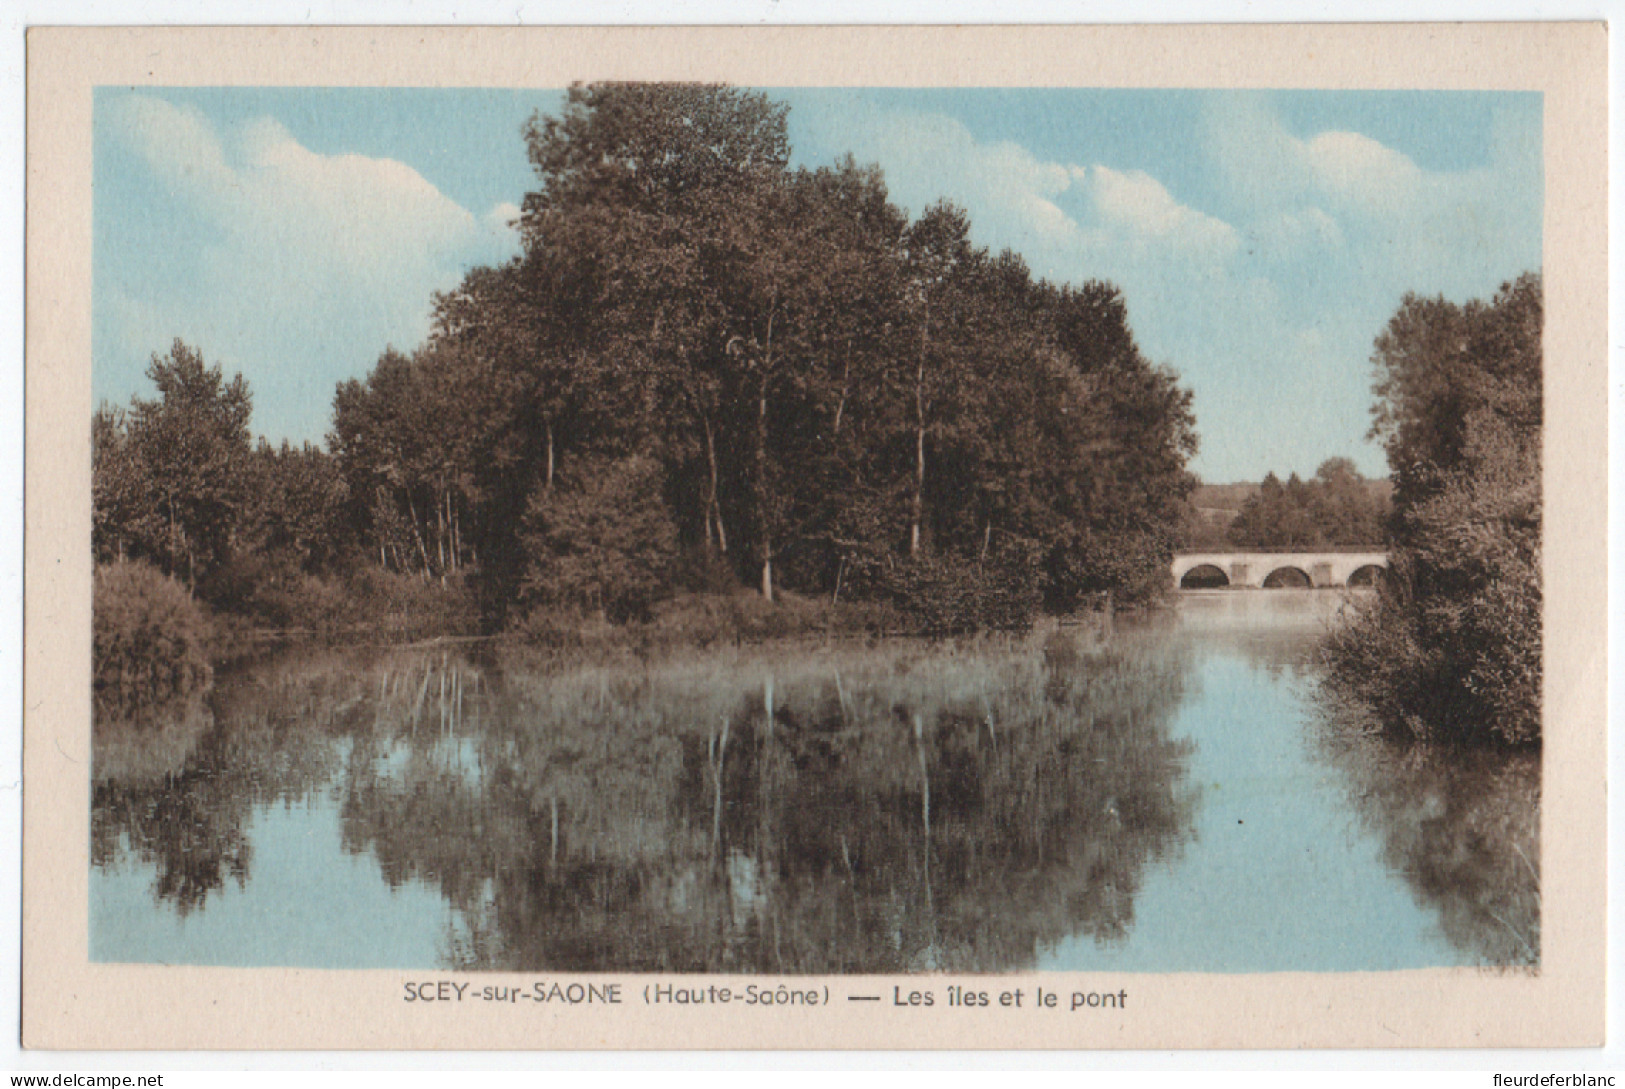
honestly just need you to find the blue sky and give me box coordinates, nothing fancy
[93,87,1541,483]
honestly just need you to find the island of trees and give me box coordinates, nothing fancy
[93,83,1201,713]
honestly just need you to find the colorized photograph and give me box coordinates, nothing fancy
[87,83,1543,975]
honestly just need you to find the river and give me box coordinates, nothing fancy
[89,590,1539,973]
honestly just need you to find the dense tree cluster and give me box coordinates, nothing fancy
[1223,458,1388,550]
[93,341,255,589]
[94,341,352,622]
[94,83,1198,639]
[1324,273,1542,746]
[330,83,1196,625]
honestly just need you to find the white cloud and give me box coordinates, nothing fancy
[105,98,487,280]
[1303,130,1424,213]
[1183,95,1542,477]
[234,116,482,270]
[803,110,1076,253]
[107,94,235,195]
[1248,206,1345,264]
[800,105,1245,282]
[1081,165,1240,261]
[98,95,519,442]
[1202,95,1541,298]
[1204,95,1312,212]
[1203,96,1432,219]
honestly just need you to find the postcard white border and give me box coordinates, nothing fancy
[21,22,1608,1051]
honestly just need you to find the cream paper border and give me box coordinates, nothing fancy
[23,23,1607,1050]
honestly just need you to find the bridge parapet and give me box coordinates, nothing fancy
[1173,550,1388,589]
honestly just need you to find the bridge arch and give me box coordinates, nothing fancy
[1346,563,1386,588]
[1178,563,1230,589]
[1261,565,1312,589]
[1172,549,1388,589]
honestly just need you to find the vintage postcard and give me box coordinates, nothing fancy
[22,24,1606,1049]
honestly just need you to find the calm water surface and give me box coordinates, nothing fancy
[91,591,1539,972]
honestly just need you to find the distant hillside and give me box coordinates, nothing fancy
[1192,482,1259,515]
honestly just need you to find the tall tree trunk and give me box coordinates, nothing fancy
[833,348,852,437]
[166,495,182,585]
[545,422,555,491]
[912,306,928,557]
[756,310,776,601]
[758,382,773,603]
[450,502,460,572]
[406,494,432,577]
[912,414,925,557]
[703,412,728,554]
[436,488,447,578]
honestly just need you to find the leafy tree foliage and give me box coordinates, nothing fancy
[329,345,490,582]
[518,455,681,622]
[93,341,254,590]
[326,83,1197,627]
[96,85,1199,639]
[95,343,371,632]
[244,439,350,574]
[198,438,353,621]
[1324,274,1541,745]
[1224,458,1388,549]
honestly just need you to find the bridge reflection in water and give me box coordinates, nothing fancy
[1173,550,1388,590]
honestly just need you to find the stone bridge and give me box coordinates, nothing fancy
[1172,550,1388,590]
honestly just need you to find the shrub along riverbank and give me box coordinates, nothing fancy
[92,551,1115,713]
[93,560,214,719]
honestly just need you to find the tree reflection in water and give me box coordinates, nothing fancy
[92,652,355,915]
[345,631,1199,973]
[90,610,1544,972]
[1314,723,1541,967]
[93,629,1199,972]
[91,696,238,914]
